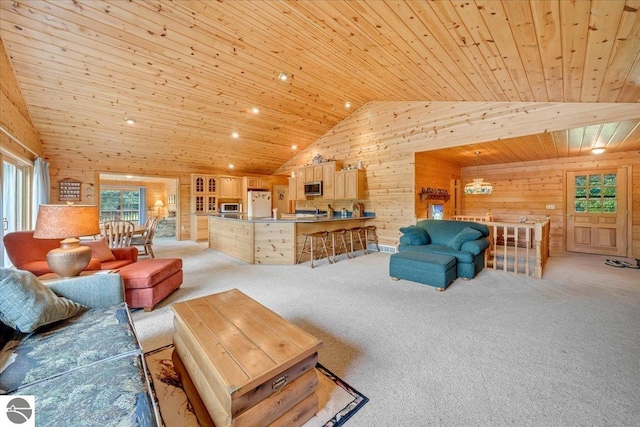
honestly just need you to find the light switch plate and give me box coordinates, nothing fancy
[546,204,555,210]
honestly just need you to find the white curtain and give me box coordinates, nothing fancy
[32,157,50,224]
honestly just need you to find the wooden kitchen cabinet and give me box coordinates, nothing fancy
[190,174,218,214]
[295,168,306,201]
[291,162,343,200]
[335,169,365,200]
[245,176,271,190]
[322,163,336,200]
[288,177,297,201]
[190,214,209,241]
[304,167,314,183]
[313,165,323,181]
[219,177,242,198]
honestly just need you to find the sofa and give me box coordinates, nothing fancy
[0,268,159,426]
[3,230,183,311]
[3,230,138,275]
[397,219,490,279]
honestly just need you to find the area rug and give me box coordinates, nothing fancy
[144,345,368,427]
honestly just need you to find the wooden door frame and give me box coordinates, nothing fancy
[564,166,632,258]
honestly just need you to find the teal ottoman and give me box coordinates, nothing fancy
[389,251,457,291]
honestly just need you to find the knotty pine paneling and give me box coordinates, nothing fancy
[276,101,640,251]
[414,152,461,220]
[461,152,640,257]
[0,37,40,158]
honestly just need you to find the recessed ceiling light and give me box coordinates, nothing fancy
[251,107,260,114]
[278,72,290,81]
[344,101,352,108]
[125,175,133,179]
[291,144,297,150]
[591,148,605,155]
[231,132,239,139]
[229,164,234,169]
[125,118,135,125]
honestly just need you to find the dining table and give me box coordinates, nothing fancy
[132,225,147,236]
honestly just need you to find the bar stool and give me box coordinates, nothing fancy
[329,228,352,263]
[346,227,368,257]
[298,231,332,268]
[365,225,380,252]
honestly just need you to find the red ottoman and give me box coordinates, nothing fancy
[118,258,183,311]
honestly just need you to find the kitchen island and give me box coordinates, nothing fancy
[208,213,375,264]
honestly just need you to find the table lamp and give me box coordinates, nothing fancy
[154,199,165,217]
[33,203,100,277]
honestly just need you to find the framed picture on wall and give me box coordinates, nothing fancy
[429,203,444,220]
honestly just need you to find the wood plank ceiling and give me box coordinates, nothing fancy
[1,0,639,174]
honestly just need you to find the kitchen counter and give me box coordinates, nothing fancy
[208,214,375,264]
[212,213,375,223]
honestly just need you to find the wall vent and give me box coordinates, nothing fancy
[368,244,396,254]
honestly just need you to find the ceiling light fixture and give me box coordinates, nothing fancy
[231,132,239,139]
[344,101,352,108]
[464,151,493,195]
[229,164,234,169]
[125,118,135,125]
[250,107,260,114]
[278,72,290,81]
[591,147,605,155]
[291,144,298,150]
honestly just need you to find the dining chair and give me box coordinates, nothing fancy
[100,220,135,248]
[131,216,159,258]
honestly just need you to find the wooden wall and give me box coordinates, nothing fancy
[0,37,40,159]
[276,101,640,254]
[414,152,461,220]
[460,152,640,257]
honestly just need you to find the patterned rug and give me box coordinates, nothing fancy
[144,345,368,427]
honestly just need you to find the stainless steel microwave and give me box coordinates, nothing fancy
[304,181,323,196]
[220,203,240,213]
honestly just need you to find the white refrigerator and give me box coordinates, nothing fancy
[247,191,272,217]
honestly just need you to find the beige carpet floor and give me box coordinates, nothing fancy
[133,237,640,426]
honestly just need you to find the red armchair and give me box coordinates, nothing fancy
[3,230,138,276]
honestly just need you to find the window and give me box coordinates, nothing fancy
[100,189,141,222]
[1,153,32,267]
[574,173,617,213]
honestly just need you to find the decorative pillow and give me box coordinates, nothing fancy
[81,238,116,262]
[399,225,430,245]
[449,227,483,251]
[0,268,87,333]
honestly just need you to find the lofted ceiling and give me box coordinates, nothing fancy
[1,0,639,175]
[424,119,640,167]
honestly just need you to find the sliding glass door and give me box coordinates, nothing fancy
[1,153,32,267]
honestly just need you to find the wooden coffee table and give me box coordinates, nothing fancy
[172,289,322,427]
